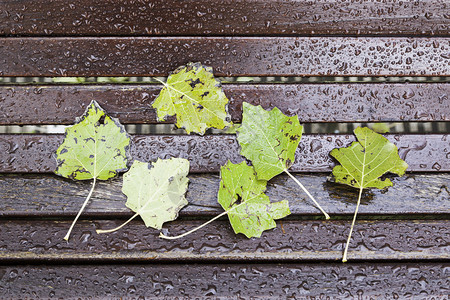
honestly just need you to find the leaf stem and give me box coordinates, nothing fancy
[159,210,230,240]
[284,170,330,220]
[96,212,140,234]
[154,77,167,86]
[64,177,97,241]
[342,186,363,263]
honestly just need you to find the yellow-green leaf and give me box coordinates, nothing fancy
[236,102,329,219]
[329,127,408,262]
[54,100,131,241]
[55,100,131,180]
[152,62,231,135]
[330,127,408,189]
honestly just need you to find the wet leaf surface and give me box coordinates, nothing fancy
[330,127,408,189]
[237,102,303,180]
[218,161,290,238]
[152,62,231,134]
[122,158,189,230]
[55,100,131,180]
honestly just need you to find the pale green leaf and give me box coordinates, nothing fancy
[330,127,408,189]
[218,161,290,238]
[237,102,303,181]
[55,100,131,180]
[122,158,190,230]
[152,62,231,135]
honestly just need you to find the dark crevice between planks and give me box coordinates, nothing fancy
[1,76,450,84]
[2,122,450,135]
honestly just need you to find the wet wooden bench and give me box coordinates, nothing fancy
[0,0,449,298]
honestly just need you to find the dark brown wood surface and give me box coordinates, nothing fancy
[1,0,449,37]
[0,134,448,173]
[1,83,449,125]
[0,263,448,298]
[0,219,448,262]
[1,37,449,77]
[1,1,448,298]
[1,173,449,217]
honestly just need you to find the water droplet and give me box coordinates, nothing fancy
[402,89,415,99]
[432,163,441,171]
[202,284,217,296]
[424,12,433,20]
[310,139,323,152]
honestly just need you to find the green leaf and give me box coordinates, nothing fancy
[152,62,231,135]
[329,127,408,262]
[330,127,408,189]
[97,158,190,234]
[54,100,131,240]
[55,100,131,180]
[218,161,290,238]
[236,102,329,219]
[237,102,303,181]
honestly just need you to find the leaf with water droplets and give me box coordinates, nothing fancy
[329,127,408,262]
[55,100,131,180]
[236,102,329,219]
[237,102,303,180]
[218,161,290,238]
[97,158,189,234]
[122,158,189,230]
[54,100,132,240]
[330,127,408,190]
[152,62,231,135]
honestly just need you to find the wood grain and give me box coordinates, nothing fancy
[0,134,448,173]
[0,219,448,262]
[1,263,447,298]
[1,83,448,125]
[1,0,448,37]
[1,37,449,77]
[1,173,449,217]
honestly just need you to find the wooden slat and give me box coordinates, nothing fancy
[1,37,449,77]
[1,83,449,125]
[1,173,449,217]
[1,263,447,298]
[1,0,449,37]
[0,134,448,173]
[0,219,448,262]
